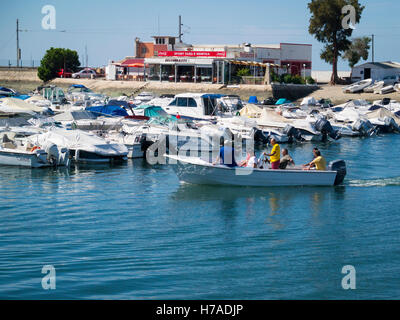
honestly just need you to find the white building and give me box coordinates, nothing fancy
[144,41,312,84]
[351,61,400,82]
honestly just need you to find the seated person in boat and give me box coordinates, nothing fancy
[264,138,280,169]
[303,150,327,171]
[302,147,319,167]
[279,149,295,169]
[213,140,238,168]
[239,151,258,168]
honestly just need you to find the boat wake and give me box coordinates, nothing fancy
[348,176,400,187]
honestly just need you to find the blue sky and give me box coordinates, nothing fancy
[0,0,399,70]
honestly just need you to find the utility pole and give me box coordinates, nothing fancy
[178,15,183,43]
[16,19,20,67]
[371,34,375,63]
[85,45,88,68]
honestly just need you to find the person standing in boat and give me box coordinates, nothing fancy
[264,138,280,169]
[213,140,238,168]
[303,149,327,171]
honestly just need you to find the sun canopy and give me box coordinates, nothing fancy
[85,105,128,117]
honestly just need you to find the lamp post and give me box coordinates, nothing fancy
[303,63,306,81]
[253,46,256,84]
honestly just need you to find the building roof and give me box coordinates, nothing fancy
[151,36,178,39]
[355,61,400,69]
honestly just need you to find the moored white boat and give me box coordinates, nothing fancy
[0,131,70,168]
[166,155,347,187]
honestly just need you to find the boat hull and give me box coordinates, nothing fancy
[169,156,339,187]
[0,150,49,168]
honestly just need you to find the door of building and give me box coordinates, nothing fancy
[364,68,371,79]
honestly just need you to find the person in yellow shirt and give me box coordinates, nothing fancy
[264,138,280,169]
[303,150,327,171]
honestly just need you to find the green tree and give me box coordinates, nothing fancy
[236,68,251,77]
[343,36,371,68]
[38,47,80,82]
[308,0,364,84]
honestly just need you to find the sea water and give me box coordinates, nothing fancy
[0,135,400,299]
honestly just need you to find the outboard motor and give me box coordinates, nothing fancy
[283,124,303,142]
[329,160,347,186]
[352,119,376,136]
[250,127,269,145]
[383,116,400,133]
[382,98,391,105]
[139,133,154,152]
[314,118,341,140]
[44,143,69,167]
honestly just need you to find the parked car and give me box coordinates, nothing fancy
[57,69,72,78]
[72,69,97,79]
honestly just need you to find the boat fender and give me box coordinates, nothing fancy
[329,160,347,186]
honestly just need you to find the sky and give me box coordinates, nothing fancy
[0,0,399,70]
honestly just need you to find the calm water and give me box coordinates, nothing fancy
[1,135,400,300]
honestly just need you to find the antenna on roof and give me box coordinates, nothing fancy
[178,15,183,43]
[371,34,375,63]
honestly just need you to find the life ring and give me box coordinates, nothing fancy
[31,146,40,152]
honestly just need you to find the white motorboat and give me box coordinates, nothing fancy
[375,85,395,95]
[0,97,46,116]
[343,79,373,93]
[28,128,128,163]
[217,95,244,114]
[101,131,144,159]
[132,92,156,105]
[122,122,224,155]
[65,84,106,105]
[161,93,221,120]
[0,131,70,167]
[166,155,347,187]
[363,81,384,93]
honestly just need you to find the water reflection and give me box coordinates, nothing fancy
[172,183,346,228]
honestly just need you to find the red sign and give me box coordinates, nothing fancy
[158,51,226,58]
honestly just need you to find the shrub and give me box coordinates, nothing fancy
[305,76,316,84]
[38,47,80,82]
[236,68,251,77]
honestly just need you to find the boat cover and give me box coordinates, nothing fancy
[0,97,44,114]
[367,108,400,125]
[248,96,258,104]
[86,105,128,117]
[27,128,128,156]
[239,104,263,118]
[275,98,291,105]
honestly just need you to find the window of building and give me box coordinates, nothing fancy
[141,47,147,54]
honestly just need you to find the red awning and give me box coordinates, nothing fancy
[120,58,147,68]
[125,63,144,68]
